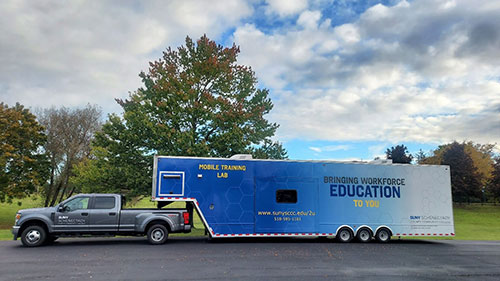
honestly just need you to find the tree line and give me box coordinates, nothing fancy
[1,35,499,205]
[0,35,286,206]
[386,144,500,203]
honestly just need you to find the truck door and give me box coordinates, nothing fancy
[255,177,318,233]
[89,196,119,232]
[54,195,91,232]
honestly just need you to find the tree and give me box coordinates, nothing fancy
[421,141,494,188]
[0,103,48,203]
[414,149,427,164]
[385,144,413,164]
[441,141,482,202]
[37,104,102,206]
[488,157,500,204]
[77,35,286,196]
[464,142,494,188]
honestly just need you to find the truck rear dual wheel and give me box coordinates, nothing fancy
[147,224,169,245]
[20,225,47,247]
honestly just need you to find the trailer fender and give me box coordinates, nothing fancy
[375,225,393,236]
[335,225,354,236]
[354,225,374,236]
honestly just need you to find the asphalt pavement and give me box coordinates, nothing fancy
[1,237,499,281]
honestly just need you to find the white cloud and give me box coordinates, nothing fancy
[309,146,322,153]
[308,144,351,153]
[266,0,308,17]
[234,0,500,145]
[1,0,499,150]
[297,10,321,29]
[0,0,253,113]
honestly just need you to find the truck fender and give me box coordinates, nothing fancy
[18,215,53,233]
[138,216,175,233]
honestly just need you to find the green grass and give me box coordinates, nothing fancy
[452,204,500,240]
[0,229,12,240]
[1,196,499,241]
[0,196,44,229]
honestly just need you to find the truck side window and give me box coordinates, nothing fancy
[64,197,90,212]
[276,190,297,203]
[94,197,116,209]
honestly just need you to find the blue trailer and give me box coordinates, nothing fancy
[152,155,455,242]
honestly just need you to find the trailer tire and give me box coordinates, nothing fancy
[20,225,47,247]
[147,224,169,245]
[375,228,391,243]
[356,228,372,243]
[336,227,354,243]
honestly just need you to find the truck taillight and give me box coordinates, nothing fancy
[183,212,190,224]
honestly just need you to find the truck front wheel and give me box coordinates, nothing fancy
[147,224,169,245]
[20,225,47,247]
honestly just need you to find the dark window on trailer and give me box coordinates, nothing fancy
[276,190,297,203]
[94,197,116,209]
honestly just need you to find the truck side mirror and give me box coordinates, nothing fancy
[58,205,67,212]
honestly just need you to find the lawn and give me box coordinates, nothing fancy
[452,204,500,240]
[1,196,499,241]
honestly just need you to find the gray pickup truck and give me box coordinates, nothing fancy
[12,194,192,247]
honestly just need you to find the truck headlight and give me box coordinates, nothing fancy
[15,213,21,224]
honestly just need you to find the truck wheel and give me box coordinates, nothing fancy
[20,225,47,247]
[356,228,372,243]
[147,224,168,245]
[375,228,391,243]
[336,227,354,243]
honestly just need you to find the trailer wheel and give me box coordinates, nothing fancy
[375,228,391,243]
[147,224,169,245]
[336,227,354,243]
[356,228,372,243]
[20,225,47,247]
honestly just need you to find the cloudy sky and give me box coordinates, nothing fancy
[1,0,499,160]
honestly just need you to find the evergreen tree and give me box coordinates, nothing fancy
[385,144,413,164]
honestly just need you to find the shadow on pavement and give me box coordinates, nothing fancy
[10,235,451,247]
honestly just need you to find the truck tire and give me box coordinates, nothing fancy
[356,228,372,243]
[147,224,169,245]
[336,227,354,243]
[375,228,391,243]
[20,225,47,247]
